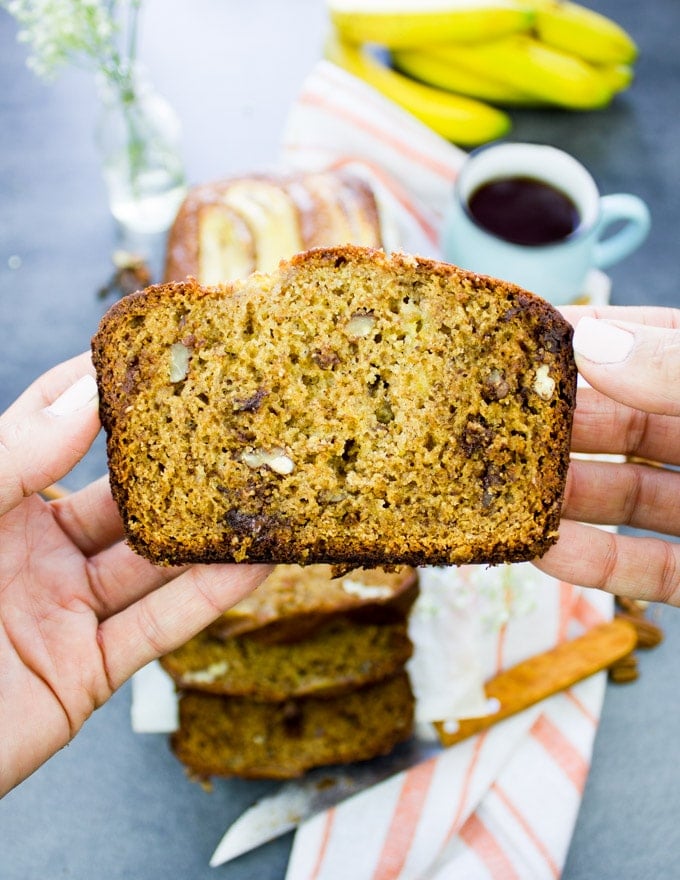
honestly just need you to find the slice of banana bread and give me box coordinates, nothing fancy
[160,616,414,700]
[171,672,415,780]
[92,245,576,568]
[207,564,418,642]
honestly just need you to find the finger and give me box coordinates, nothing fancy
[571,316,680,416]
[561,304,680,331]
[0,374,101,516]
[48,476,125,556]
[85,541,189,618]
[99,563,273,690]
[3,352,95,421]
[534,520,680,606]
[571,386,680,464]
[563,458,680,536]
[51,480,190,619]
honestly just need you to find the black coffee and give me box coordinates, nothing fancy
[467,176,580,246]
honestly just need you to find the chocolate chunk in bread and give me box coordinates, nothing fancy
[92,245,576,568]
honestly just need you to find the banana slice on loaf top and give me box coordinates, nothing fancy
[92,245,576,568]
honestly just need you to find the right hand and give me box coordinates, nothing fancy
[534,305,680,606]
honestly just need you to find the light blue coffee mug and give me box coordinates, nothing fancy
[441,142,651,305]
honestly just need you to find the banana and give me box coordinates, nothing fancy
[425,34,615,109]
[393,45,632,107]
[327,0,535,48]
[595,63,634,94]
[392,46,539,106]
[529,0,638,66]
[324,34,511,146]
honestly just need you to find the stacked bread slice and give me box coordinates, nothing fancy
[161,565,418,780]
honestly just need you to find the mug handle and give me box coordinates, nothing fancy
[594,193,651,269]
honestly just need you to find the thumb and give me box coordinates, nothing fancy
[572,316,680,416]
[0,374,101,516]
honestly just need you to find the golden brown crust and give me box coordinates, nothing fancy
[92,245,576,569]
[288,170,383,250]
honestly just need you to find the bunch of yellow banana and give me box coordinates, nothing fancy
[325,0,638,146]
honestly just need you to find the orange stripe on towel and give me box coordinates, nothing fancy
[572,592,608,631]
[493,783,561,878]
[308,72,460,184]
[557,582,577,643]
[296,91,458,193]
[494,621,508,674]
[531,715,589,792]
[444,731,489,843]
[459,813,521,879]
[308,807,336,880]
[372,759,437,880]
[565,688,598,726]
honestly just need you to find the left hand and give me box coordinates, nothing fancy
[0,353,271,795]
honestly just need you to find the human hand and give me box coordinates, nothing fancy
[0,354,272,795]
[534,306,680,606]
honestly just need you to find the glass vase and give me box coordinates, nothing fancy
[95,73,187,235]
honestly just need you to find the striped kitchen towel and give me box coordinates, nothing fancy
[285,573,611,880]
[281,58,464,260]
[280,60,613,880]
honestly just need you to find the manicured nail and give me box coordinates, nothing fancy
[46,374,99,416]
[573,317,635,364]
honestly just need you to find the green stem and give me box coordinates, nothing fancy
[104,1,146,195]
[127,0,143,73]
[122,89,148,199]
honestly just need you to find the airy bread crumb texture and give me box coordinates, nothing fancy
[92,246,576,568]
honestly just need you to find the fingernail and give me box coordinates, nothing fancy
[46,374,99,416]
[573,317,635,364]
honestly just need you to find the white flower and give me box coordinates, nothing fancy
[1,0,142,85]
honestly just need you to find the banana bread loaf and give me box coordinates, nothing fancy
[164,170,383,284]
[92,245,576,568]
[171,671,415,780]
